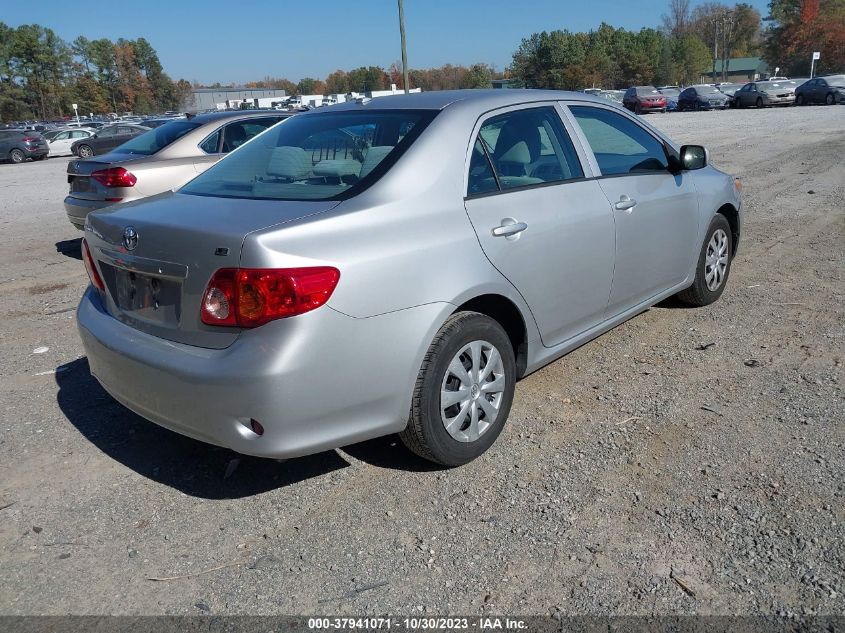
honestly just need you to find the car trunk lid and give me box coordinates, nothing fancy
[67,154,145,199]
[85,192,340,349]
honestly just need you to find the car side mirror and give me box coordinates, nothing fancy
[680,144,707,170]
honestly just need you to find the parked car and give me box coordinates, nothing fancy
[139,118,176,129]
[77,90,741,466]
[733,81,797,107]
[70,124,150,157]
[65,111,291,229]
[47,128,96,157]
[623,86,667,113]
[794,75,845,105]
[658,87,681,111]
[677,85,730,110]
[597,89,624,104]
[0,129,49,163]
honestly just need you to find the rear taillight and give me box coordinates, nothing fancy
[91,167,137,188]
[81,238,105,291]
[22,136,39,143]
[201,267,340,327]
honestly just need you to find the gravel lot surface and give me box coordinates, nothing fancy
[0,106,842,617]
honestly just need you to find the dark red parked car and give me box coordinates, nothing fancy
[623,86,667,114]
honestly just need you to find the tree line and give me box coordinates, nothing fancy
[215,62,499,96]
[0,22,189,122]
[508,0,844,90]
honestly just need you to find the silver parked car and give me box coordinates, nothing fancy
[734,80,800,107]
[64,111,293,229]
[77,90,742,466]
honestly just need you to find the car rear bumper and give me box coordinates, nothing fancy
[64,196,115,230]
[76,286,450,459]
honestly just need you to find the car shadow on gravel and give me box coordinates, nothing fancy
[55,238,82,260]
[55,358,351,498]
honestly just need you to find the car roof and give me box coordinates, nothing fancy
[319,89,621,114]
[187,110,295,124]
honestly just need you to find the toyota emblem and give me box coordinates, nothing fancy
[122,226,139,251]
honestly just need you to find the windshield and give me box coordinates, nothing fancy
[181,109,436,201]
[635,87,659,95]
[824,75,845,86]
[112,120,201,155]
[698,86,722,94]
[659,89,680,97]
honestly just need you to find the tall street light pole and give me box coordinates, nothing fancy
[398,0,409,94]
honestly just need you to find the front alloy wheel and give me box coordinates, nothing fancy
[400,311,516,466]
[704,228,729,291]
[677,214,733,307]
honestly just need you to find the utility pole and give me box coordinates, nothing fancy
[398,0,409,94]
[712,18,719,83]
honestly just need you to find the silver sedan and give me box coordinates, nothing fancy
[64,111,293,229]
[77,90,742,466]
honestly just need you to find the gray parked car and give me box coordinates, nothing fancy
[734,80,799,107]
[77,90,742,466]
[64,111,292,229]
[794,75,845,105]
[0,129,49,163]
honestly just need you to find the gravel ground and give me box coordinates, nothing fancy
[0,105,842,617]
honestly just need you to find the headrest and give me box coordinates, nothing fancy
[267,146,310,179]
[497,140,532,164]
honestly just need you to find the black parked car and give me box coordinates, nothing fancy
[677,85,730,111]
[70,123,150,157]
[795,75,845,105]
[0,129,49,163]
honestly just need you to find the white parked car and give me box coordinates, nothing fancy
[48,128,96,157]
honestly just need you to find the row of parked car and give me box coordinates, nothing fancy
[616,74,845,114]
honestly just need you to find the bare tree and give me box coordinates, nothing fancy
[662,0,692,36]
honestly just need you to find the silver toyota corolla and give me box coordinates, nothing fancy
[77,90,742,466]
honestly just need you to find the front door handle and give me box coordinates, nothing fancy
[614,195,637,212]
[491,219,528,238]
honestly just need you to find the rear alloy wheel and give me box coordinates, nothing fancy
[9,148,25,164]
[756,97,764,108]
[795,94,804,106]
[77,145,93,158]
[826,93,835,105]
[677,214,733,307]
[400,311,516,466]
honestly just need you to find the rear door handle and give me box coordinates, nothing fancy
[614,195,637,212]
[491,219,528,238]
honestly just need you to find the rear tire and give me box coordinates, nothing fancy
[400,312,516,467]
[676,214,733,307]
[77,145,93,158]
[9,149,25,164]
[756,97,764,108]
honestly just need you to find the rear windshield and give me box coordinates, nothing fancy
[112,120,201,155]
[824,75,845,85]
[181,109,436,201]
[659,88,680,97]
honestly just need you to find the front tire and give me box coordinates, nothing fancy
[756,97,764,108]
[9,148,25,164]
[676,214,733,307]
[795,94,804,106]
[77,144,94,158]
[826,92,835,105]
[400,312,516,466]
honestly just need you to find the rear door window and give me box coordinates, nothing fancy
[470,106,583,194]
[569,105,668,176]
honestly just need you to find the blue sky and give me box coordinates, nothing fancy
[2,0,770,84]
